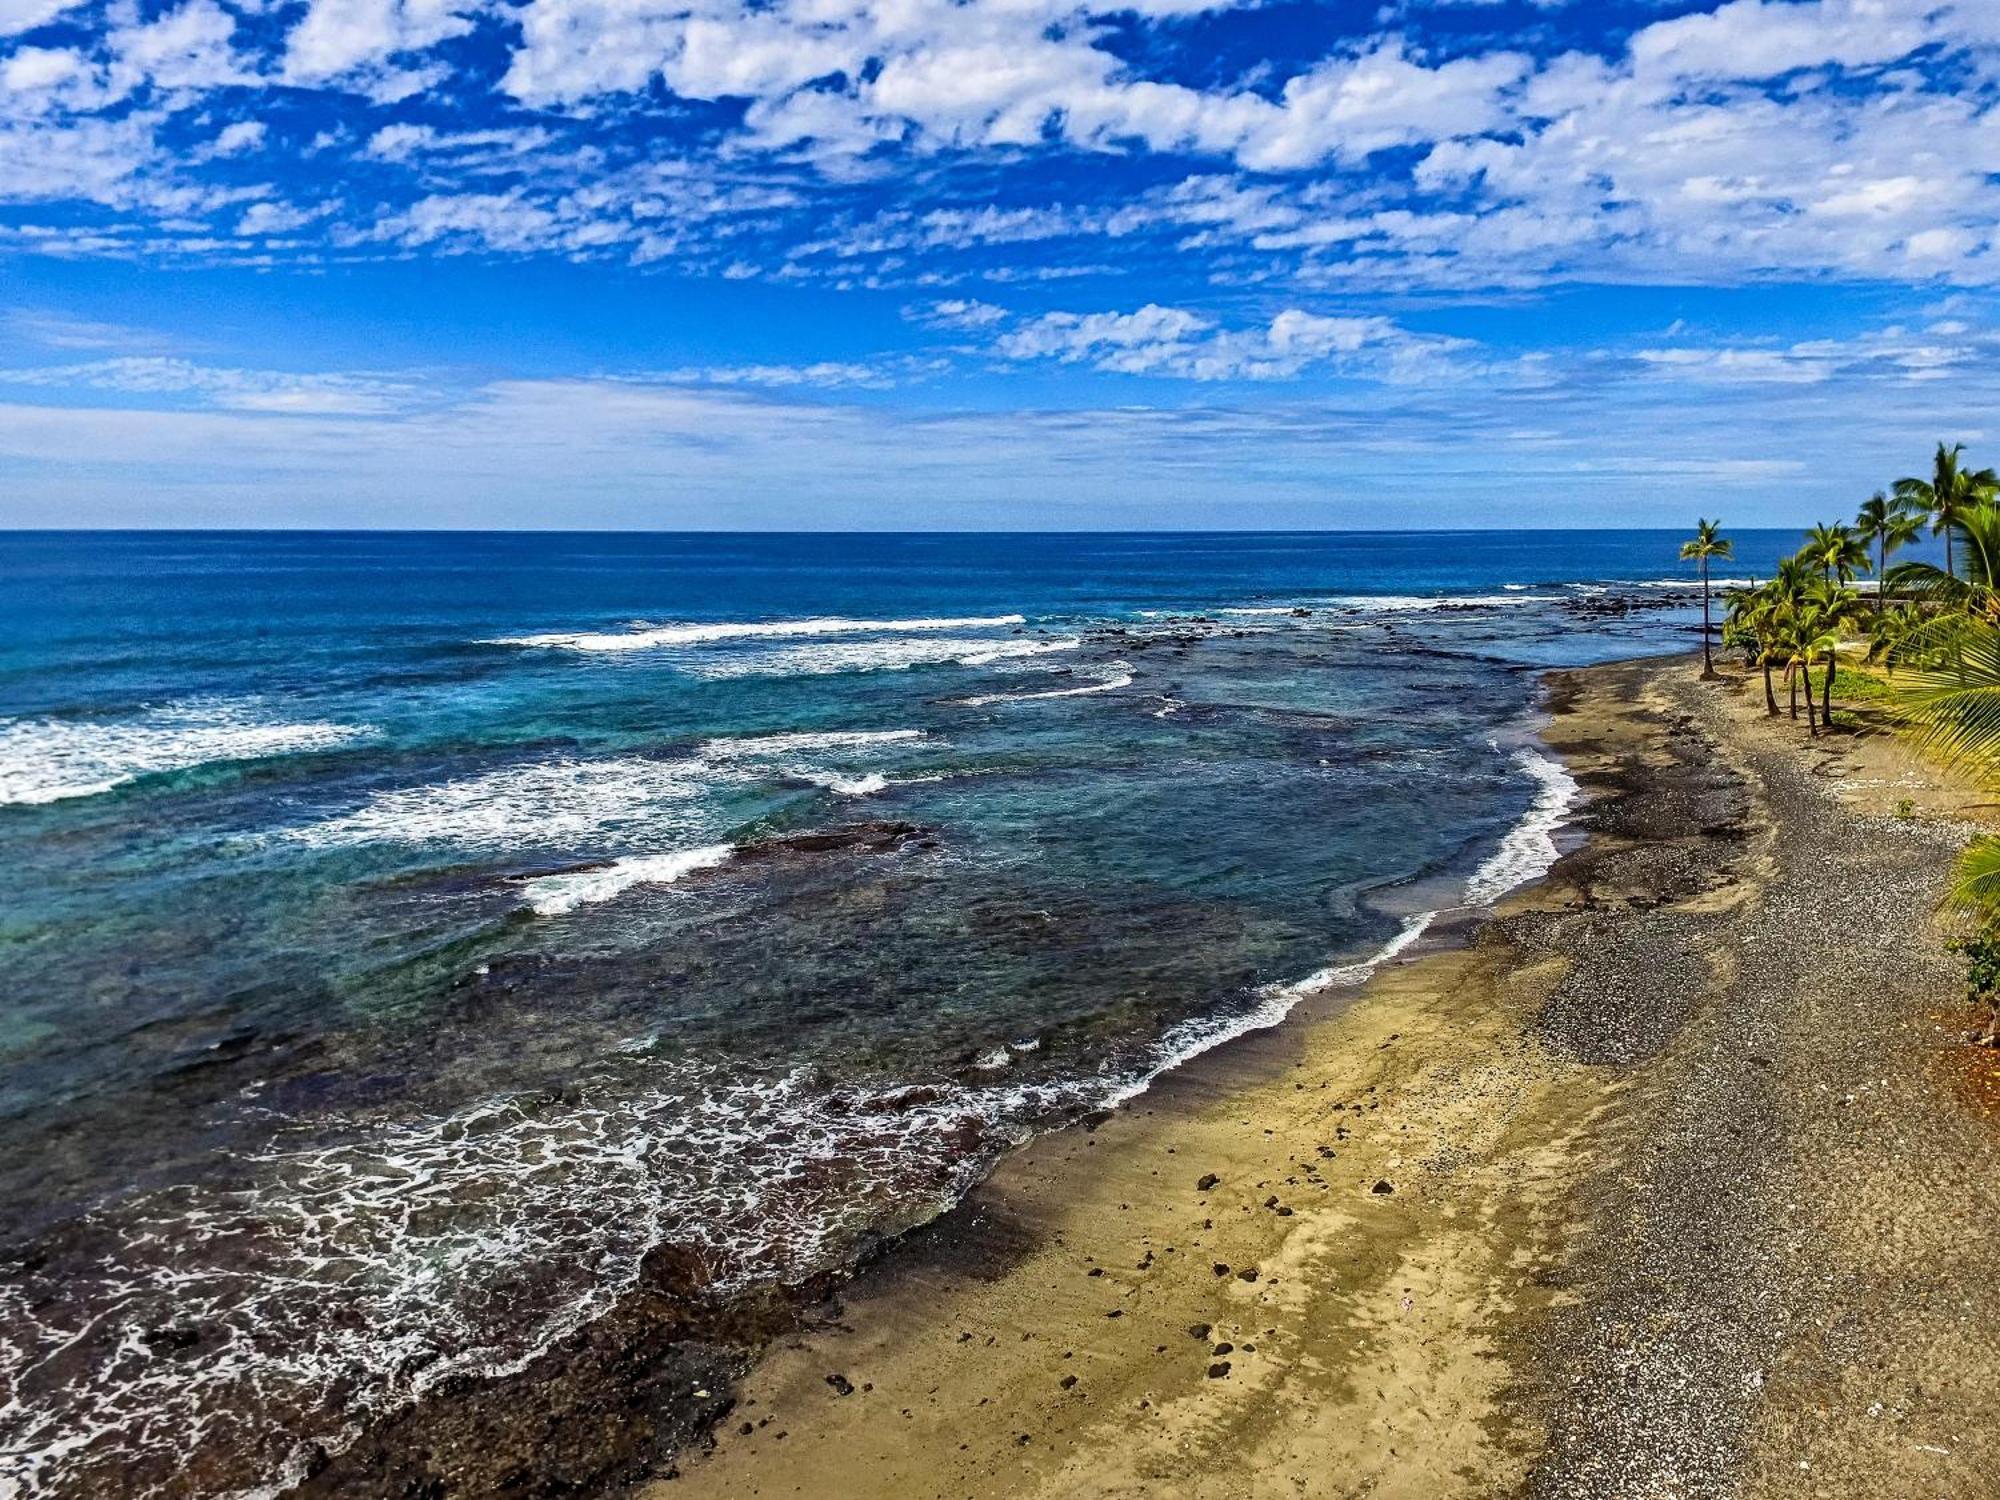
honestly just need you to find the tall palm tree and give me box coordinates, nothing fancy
[1854,491,1923,611]
[1895,442,1997,580]
[1680,517,1732,679]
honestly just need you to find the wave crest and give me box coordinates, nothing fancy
[0,701,371,808]
[488,615,1027,652]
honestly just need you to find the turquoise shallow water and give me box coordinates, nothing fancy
[0,530,1804,1497]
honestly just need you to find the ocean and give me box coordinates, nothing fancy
[0,529,1812,1497]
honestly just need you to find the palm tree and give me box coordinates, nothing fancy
[1887,497,2000,614]
[1895,442,1997,580]
[1724,587,1781,714]
[1801,522,1870,586]
[1805,578,1864,728]
[1866,601,1924,675]
[1680,517,1732,679]
[1854,491,1923,611]
[1782,619,1826,735]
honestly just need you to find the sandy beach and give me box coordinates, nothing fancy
[650,655,2000,1500]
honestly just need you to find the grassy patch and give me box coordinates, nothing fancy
[1831,666,1894,702]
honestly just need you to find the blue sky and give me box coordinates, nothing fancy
[0,0,1995,528]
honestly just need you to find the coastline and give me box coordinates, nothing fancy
[644,653,2000,1499]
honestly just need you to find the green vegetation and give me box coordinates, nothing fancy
[1716,541,1863,736]
[1707,443,2000,1043]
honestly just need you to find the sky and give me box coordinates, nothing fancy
[0,0,1996,529]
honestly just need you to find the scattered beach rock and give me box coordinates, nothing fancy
[1196,1173,1219,1191]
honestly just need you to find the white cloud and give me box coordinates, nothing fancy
[0,355,419,412]
[283,0,482,89]
[0,0,83,37]
[648,360,898,389]
[209,120,266,156]
[108,1,259,92]
[3,338,1995,528]
[237,199,322,235]
[2,308,161,349]
[991,303,1476,381]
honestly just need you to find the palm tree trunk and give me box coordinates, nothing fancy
[1762,659,1778,715]
[1947,520,1956,581]
[1877,540,1885,613]
[1803,673,1819,735]
[1700,563,1714,677]
[1821,651,1835,727]
[1789,671,1799,718]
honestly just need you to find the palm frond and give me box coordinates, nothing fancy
[1888,613,2000,774]
[1949,835,2000,923]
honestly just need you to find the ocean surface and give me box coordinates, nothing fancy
[0,529,1810,1498]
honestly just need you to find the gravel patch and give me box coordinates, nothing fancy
[1520,662,2000,1499]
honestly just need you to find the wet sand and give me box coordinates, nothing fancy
[650,656,2000,1500]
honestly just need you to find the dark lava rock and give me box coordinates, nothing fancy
[1196,1173,1220,1191]
[140,1325,205,1356]
[1371,1180,1395,1195]
[1236,1268,1259,1283]
[1059,1375,1077,1390]
[825,1373,854,1396]
[735,822,930,861]
[1207,1361,1232,1379]
[1187,1323,1211,1340]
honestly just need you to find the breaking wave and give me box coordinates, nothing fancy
[487,615,1027,652]
[519,845,738,916]
[1465,746,1579,907]
[681,635,1078,680]
[0,701,371,808]
[960,663,1133,706]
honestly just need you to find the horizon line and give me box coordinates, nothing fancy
[0,523,1846,538]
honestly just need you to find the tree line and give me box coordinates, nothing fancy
[1683,441,2000,1046]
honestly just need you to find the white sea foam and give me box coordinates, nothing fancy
[0,1057,1081,1500]
[283,757,717,849]
[1624,577,1753,590]
[520,845,737,916]
[488,615,1027,652]
[959,663,1133,706]
[1331,592,1556,613]
[0,701,370,808]
[793,770,882,795]
[1465,746,1580,907]
[684,635,1078,680]
[285,730,931,851]
[701,729,925,758]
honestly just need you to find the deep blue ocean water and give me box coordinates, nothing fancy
[0,529,1817,1497]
